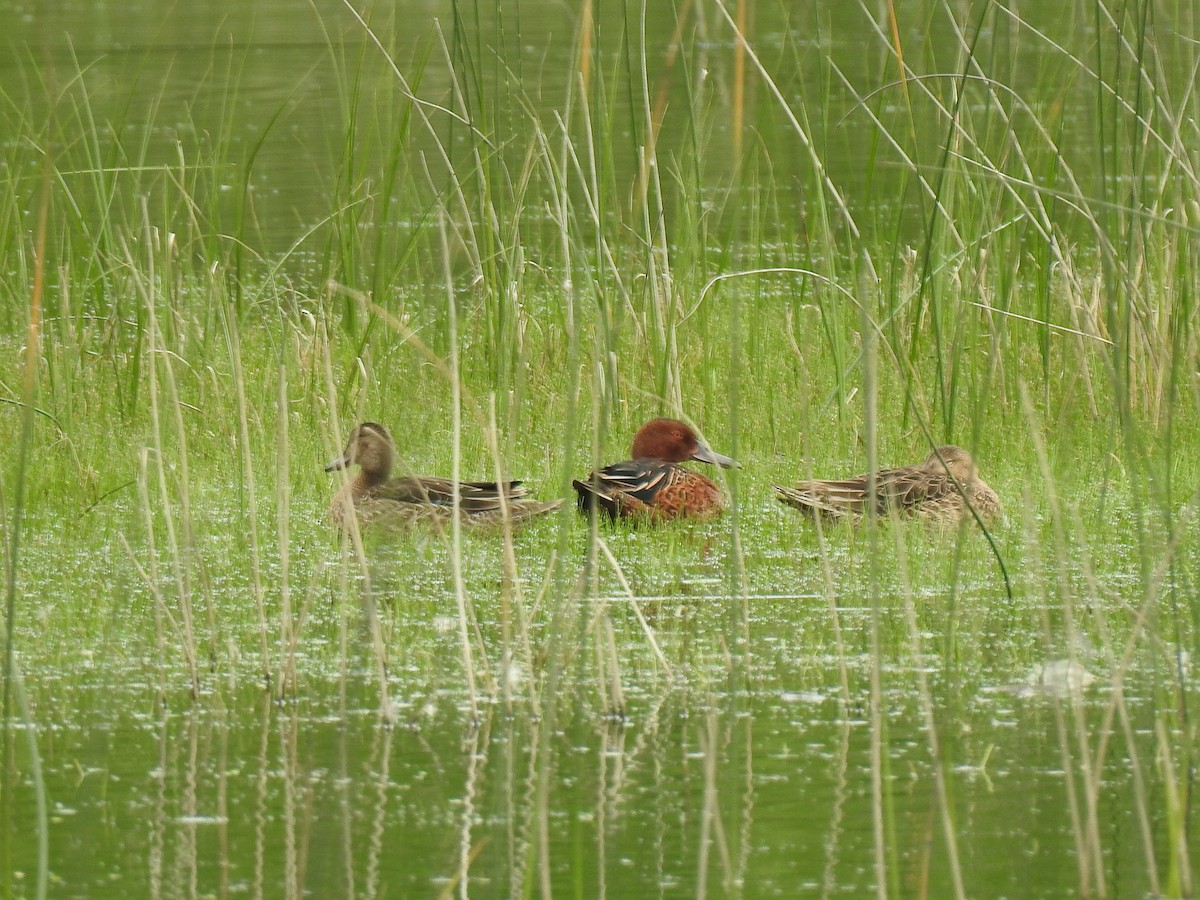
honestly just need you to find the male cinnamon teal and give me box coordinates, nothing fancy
[573,418,738,521]
[326,422,561,531]
[773,445,1001,526]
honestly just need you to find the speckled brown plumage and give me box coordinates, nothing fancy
[327,422,561,532]
[773,445,1001,526]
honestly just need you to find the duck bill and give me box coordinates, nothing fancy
[691,444,739,469]
[324,453,350,473]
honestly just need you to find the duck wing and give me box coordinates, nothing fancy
[573,458,680,519]
[870,464,961,513]
[374,477,529,512]
[774,462,933,519]
[774,477,873,518]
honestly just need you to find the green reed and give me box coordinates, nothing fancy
[2,126,51,900]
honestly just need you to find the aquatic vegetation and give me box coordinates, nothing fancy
[0,0,1196,896]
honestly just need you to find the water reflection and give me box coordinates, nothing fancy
[0,626,1177,897]
[6,0,1124,260]
[5,499,1181,897]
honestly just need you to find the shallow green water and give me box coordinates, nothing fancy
[3,0,1198,897]
[3,0,1123,258]
[5,490,1185,897]
[7,661,1163,897]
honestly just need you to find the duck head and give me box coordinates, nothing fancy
[326,422,396,482]
[630,418,738,468]
[925,445,978,481]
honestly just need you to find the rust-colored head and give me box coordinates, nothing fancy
[629,418,738,468]
[326,422,396,483]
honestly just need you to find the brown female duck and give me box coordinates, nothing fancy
[326,422,561,531]
[774,445,1001,526]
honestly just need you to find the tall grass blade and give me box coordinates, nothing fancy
[2,131,51,900]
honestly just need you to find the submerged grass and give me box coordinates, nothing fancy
[1,0,1198,895]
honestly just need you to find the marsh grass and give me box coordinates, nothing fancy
[1,0,1197,895]
[2,134,51,900]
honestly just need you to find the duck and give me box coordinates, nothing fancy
[773,445,1001,526]
[573,418,738,521]
[326,422,562,531]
